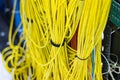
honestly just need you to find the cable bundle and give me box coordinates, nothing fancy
[68,0,111,80]
[2,0,111,80]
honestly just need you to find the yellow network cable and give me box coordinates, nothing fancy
[67,0,111,80]
[2,0,111,80]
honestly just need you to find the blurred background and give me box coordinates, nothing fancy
[0,0,20,79]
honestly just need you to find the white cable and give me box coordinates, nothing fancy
[101,53,115,80]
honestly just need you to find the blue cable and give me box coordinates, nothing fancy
[92,49,95,80]
[12,0,22,36]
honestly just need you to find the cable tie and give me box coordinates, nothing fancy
[75,55,90,60]
[50,39,65,47]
